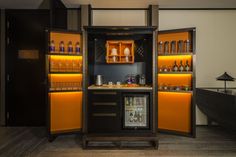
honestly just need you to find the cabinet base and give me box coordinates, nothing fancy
[82,134,159,149]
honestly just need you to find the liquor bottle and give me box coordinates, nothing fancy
[184,40,191,52]
[164,41,169,54]
[134,111,138,122]
[177,40,184,53]
[173,60,178,72]
[126,98,129,106]
[59,41,65,53]
[170,40,176,54]
[49,40,55,53]
[179,60,184,72]
[158,41,163,54]
[75,42,81,54]
[138,112,142,122]
[185,60,190,71]
[68,41,73,54]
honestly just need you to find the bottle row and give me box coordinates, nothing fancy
[158,84,191,91]
[49,40,81,54]
[159,60,191,73]
[50,59,82,73]
[49,82,82,91]
[158,40,191,54]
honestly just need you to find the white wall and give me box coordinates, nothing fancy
[93,10,236,125]
[93,10,147,26]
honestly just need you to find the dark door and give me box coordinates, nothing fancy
[5,10,50,126]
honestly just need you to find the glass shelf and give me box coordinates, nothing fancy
[49,90,82,93]
[158,72,193,74]
[48,52,82,56]
[158,52,193,56]
[158,90,193,93]
[49,72,82,74]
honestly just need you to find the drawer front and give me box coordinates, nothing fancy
[90,91,119,102]
[88,90,121,133]
[88,112,120,133]
[90,102,119,113]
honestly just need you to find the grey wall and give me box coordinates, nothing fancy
[67,9,81,30]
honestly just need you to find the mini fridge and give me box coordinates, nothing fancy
[123,94,149,129]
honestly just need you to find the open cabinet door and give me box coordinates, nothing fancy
[157,28,196,137]
[46,30,84,140]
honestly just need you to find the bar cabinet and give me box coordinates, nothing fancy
[83,26,158,148]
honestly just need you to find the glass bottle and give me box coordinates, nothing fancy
[170,40,176,54]
[59,41,65,53]
[75,42,81,54]
[185,60,190,72]
[184,40,191,52]
[158,41,163,54]
[177,40,184,53]
[49,40,55,53]
[179,60,184,72]
[68,41,73,54]
[164,41,169,54]
[173,60,178,72]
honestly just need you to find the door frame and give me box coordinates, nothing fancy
[0,9,6,126]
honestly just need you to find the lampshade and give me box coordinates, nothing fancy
[216,72,234,81]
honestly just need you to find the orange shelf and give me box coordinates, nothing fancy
[50,32,81,54]
[106,40,134,64]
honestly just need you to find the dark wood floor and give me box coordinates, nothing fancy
[0,126,235,157]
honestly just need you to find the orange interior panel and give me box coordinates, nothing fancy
[158,55,192,70]
[158,74,192,87]
[50,32,81,53]
[50,92,83,133]
[158,92,192,133]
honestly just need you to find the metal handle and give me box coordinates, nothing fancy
[93,102,117,106]
[92,113,116,117]
[93,91,117,95]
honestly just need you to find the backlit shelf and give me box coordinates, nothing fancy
[158,52,193,56]
[158,90,193,93]
[49,89,82,93]
[49,72,82,74]
[158,72,193,74]
[48,53,82,56]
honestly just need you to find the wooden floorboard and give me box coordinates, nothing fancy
[0,126,235,157]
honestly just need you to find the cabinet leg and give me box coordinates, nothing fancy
[82,139,88,149]
[48,135,56,142]
[152,140,159,149]
[207,117,213,127]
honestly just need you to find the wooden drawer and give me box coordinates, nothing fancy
[88,112,120,133]
[90,102,119,113]
[90,91,119,102]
